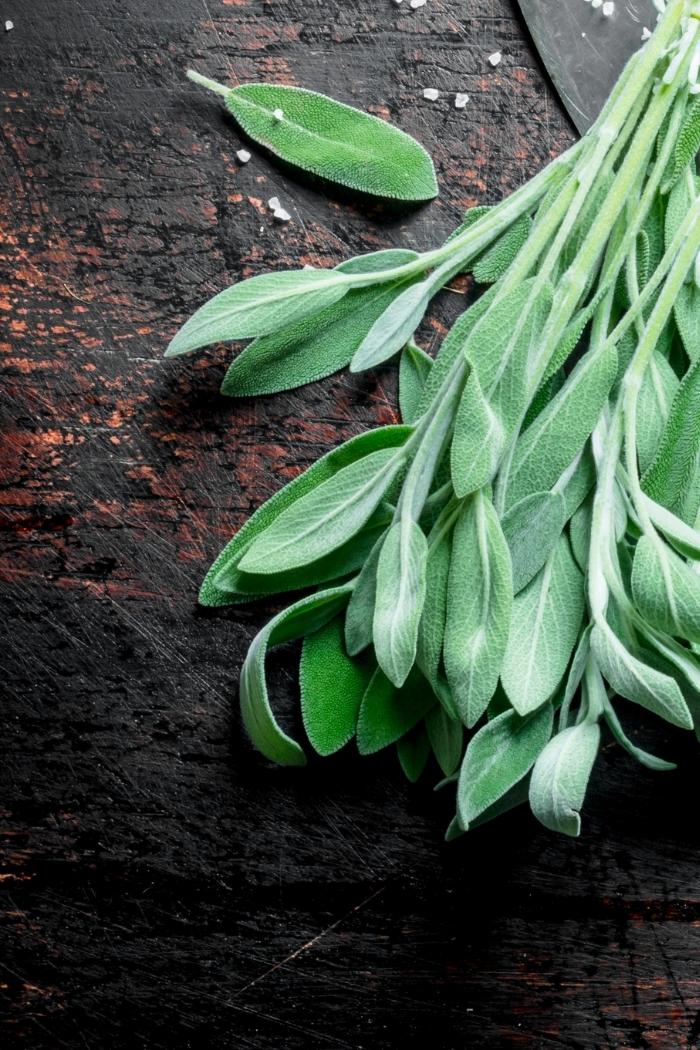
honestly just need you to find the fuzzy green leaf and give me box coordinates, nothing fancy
[591,622,692,729]
[397,725,431,782]
[528,722,600,837]
[300,618,373,755]
[223,82,438,201]
[632,535,700,643]
[200,425,410,606]
[399,341,433,424]
[416,522,452,690]
[501,490,567,594]
[167,269,349,356]
[240,584,352,766]
[642,357,700,524]
[356,667,435,755]
[501,533,585,716]
[665,98,700,193]
[425,706,463,777]
[636,351,679,474]
[604,700,676,771]
[373,519,429,687]
[443,493,513,727]
[239,446,405,575]
[472,214,532,284]
[350,280,430,372]
[450,369,505,497]
[457,705,553,827]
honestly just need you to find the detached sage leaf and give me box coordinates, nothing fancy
[373,519,429,687]
[444,493,513,727]
[240,584,352,766]
[300,618,373,756]
[239,446,405,574]
[218,80,438,201]
[528,722,600,837]
[356,667,435,755]
[501,533,585,716]
[591,622,693,729]
[167,269,349,357]
[632,535,700,642]
[501,490,567,594]
[457,705,553,827]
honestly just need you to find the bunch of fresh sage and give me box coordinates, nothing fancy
[169,0,700,838]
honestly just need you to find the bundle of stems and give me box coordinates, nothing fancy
[171,0,700,836]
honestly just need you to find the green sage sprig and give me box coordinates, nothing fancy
[171,0,700,839]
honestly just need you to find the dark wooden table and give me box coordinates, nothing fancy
[3,1,700,1046]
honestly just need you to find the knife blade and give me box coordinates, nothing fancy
[517,0,658,133]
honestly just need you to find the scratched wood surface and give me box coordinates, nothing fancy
[2,1,700,1047]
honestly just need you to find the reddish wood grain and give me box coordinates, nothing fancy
[2,1,699,1047]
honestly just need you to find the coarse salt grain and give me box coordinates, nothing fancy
[602,1,614,16]
[236,149,251,164]
[409,0,426,9]
[423,87,439,101]
[5,19,13,30]
[454,92,469,109]
[273,108,284,120]
[268,196,281,211]
[591,0,602,8]
[273,208,291,222]
[642,26,652,40]
[488,51,502,67]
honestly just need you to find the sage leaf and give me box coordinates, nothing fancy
[201,425,410,605]
[528,722,600,837]
[641,494,700,560]
[569,495,593,573]
[604,699,676,771]
[399,341,433,424]
[240,584,351,765]
[239,446,405,574]
[425,705,463,777]
[167,269,349,357]
[300,618,373,755]
[505,342,618,508]
[356,667,435,755]
[350,280,430,372]
[416,524,452,690]
[468,776,531,830]
[636,351,680,474]
[472,214,532,284]
[457,705,553,827]
[397,726,431,782]
[631,534,700,642]
[665,98,700,193]
[344,535,384,656]
[220,81,438,201]
[591,622,693,729]
[222,251,422,396]
[450,369,505,497]
[444,493,513,727]
[501,533,585,716]
[642,357,700,525]
[501,490,567,594]
[558,625,592,730]
[373,519,429,687]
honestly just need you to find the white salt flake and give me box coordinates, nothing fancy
[236,148,251,164]
[5,19,13,30]
[641,27,652,40]
[268,196,281,211]
[591,0,602,8]
[303,264,315,270]
[409,0,427,9]
[273,108,284,120]
[423,87,439,101]
[602,1,614,16]
[454,92,469,109]
[273,207,291,222]
[488,51,502,67]
[392,0,403,5]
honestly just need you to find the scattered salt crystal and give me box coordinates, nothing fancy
[641,26,652,40]
[236,148,251,163]
[423,87,439,101]
[5,19,13,30]
[273,108,284,120]
[602,1,614,16]
[268,196,281,211]
[591,0,602,8]
[273,208,291,222]
[409,0,426,9]
[303,264,315,270]
[488,51,502,67]
[454,92,469,109]
[393,0,403,5]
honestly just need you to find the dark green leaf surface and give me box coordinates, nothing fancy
[356,668,435,755]
[300,618,373,755]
